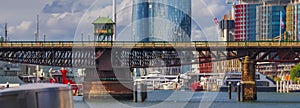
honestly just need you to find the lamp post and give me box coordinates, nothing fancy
[112,0,116,41]
[81,33,83,42]
[44,34,46,42]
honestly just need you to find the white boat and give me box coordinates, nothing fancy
[135,71,182,90]
[219,72,276,92]
[18,75,37,83]
[161,82,175,90]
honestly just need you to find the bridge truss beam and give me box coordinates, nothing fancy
[0,47,299,68]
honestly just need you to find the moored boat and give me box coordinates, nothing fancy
[190,81,204,92]
[219,72,276,92]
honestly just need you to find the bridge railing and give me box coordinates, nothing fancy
[0,41,300,48]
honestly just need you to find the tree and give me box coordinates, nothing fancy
[290,64,300,82]
[273,77,281,82]
[294,77,300,84]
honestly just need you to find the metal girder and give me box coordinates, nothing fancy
[0,48,96,68]
[0,44,300,68]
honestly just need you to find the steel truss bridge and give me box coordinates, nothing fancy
[0,41,300,68]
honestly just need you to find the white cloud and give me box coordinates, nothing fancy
[0,0,231,41]
[191,0,230,41]
[73,0,132,41]
[8,21,32,33]
[42,0,96,13]
[46,13,72,26]
[17,21,32,31]
[116,0,132,26]
[193,0,228,18]
[191,25,220,41]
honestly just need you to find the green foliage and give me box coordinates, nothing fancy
[293,77,300,83]
[268,75,274,79]
[290,64,300,82]
[273,77,281,82]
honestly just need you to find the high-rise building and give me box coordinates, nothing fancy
[286,2,300,41]
[235,0,296,78]
[234,3,260,41]
[238,0,291,4]
[220,15,235,41]
[132,0,192,75]
[256,5,286,40]
[132,0,191,41]
[234,0,292,41]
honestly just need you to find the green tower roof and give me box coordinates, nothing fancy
[92,17,115,24]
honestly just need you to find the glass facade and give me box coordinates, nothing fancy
[286,4,300,41]
[132,0,192,74]
[132,0,191,42]
[298,4,300,40]
[256,5,286,40]
[132,0,149,41]
[234,4,259,41]
[239,0,291,4]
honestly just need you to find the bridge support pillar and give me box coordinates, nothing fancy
[241,56,257,101]
[83,49,133,100]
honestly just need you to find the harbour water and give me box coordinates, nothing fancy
[74,90,300,108]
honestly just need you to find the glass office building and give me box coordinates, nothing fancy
[234,0,291,41]
[132,0,191,42]
[256,5,286,40]
[239,0,291,4]
[132,0,192,74]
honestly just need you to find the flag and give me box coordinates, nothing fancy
[213,17,219,26]
[280,11,285,29]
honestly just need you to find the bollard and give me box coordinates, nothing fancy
[144,83,147,99]
[133,82,138,102]
[254,85,257,100]
[287,81,290,93]
[6,82,9,88]
[276,81,279,93]
[280,81,282,93]
[140,83,144,102]
[152,80,155,90]
[237,82,241,101]
[228,81,232,100]
[68,82,71,90]
[140,83,146,102]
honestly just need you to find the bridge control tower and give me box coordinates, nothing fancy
[92,17,115,42]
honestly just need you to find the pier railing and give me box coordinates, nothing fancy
[276,80,300,93]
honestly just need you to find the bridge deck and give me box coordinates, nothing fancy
[0,41,300,49]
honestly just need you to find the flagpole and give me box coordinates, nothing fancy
[279,11,282,43]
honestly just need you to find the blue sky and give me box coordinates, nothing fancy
[0,0,231,41]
